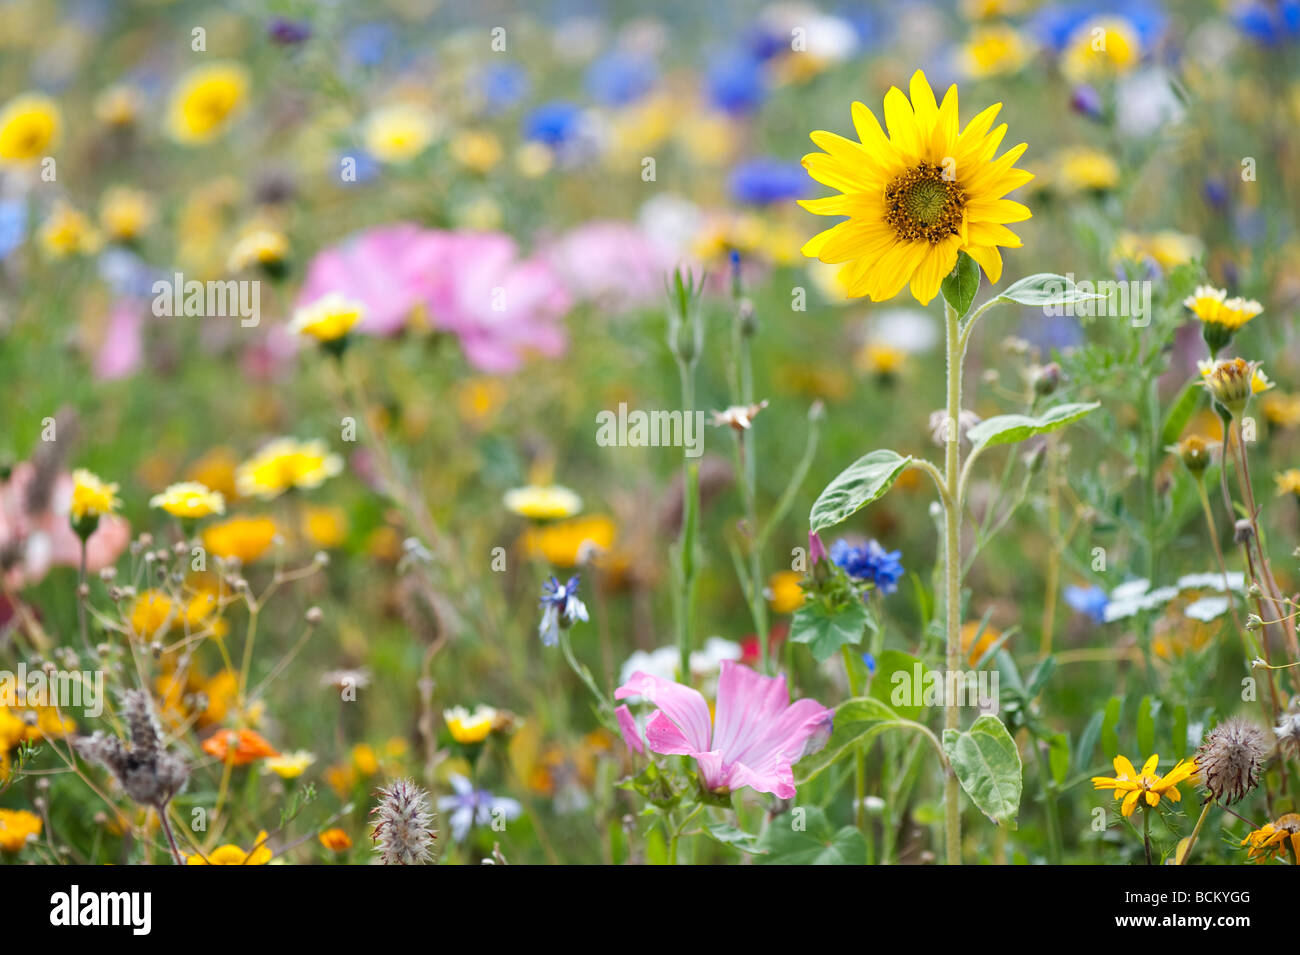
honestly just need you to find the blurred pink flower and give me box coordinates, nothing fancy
[614,660,833,798]
[0,463,129,589]
[94,299,146,381]
[542,221,676,313]
[296,225,570,372]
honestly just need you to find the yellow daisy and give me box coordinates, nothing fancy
[166,62,250,145]
[99,186,156,243]
[1241,813,1300,863]
[1092,753,1198,817]
[1184,284,1262,354]
[504,484,582,521]
[0,93,61,165]
[800,69,1033,305]
[1062,16,1140,80]
[1051,147,1120,194]
[70,469,121,521]
[236,438,343,500]
[263,750,316,779]
[364,102,437,164]
[38,201,101,259]
[444,705,497,744]
[766,571,806,615]
[186,830,272,865]
[202,515,279,563]
[290,293,365,343]
[1276,469,1300,498]
[957,25,1034,79]
[149,481,225,519]
[0,808,42,852]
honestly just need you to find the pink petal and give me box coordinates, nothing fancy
[614,705,644,755]
[614,670,712,754]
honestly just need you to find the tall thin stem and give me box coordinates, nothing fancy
[943,300,963,866]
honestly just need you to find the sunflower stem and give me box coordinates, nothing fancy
[943,298,963,866]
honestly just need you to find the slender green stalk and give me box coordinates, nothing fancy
[1178,798,1216,865]
[942,299,963,866]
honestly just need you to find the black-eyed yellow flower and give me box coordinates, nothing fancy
[1241,813,1300,863]
[1092,753,1198,817]
[70,469,121,522]
[185,830,272,865]
[166,62,250,145]
[504,484,582,521]
[236,439,343,501]
[0,92,61,165]
[290,293,365,344]
[364,102,437,164]
[855,341,907,379]
[202,515,279,563]
[444,705,497,744]
[149,481,225,520]
[800,69,1033,305]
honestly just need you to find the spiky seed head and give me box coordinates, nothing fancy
[371,777,437,865]
[1197,716,1269,805]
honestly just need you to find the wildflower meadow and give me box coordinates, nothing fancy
[3,0,1300,907]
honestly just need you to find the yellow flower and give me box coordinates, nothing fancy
[504,484,582,521]
[351,743,379,776]
[0,808,41,852]
[129,590,175,639]
[319,828,352,852]
[451,130,503,172]
[290,293,365,343]
[444,705,497,744]
[94,85,144,127]
[70,469,121,521]
[1051,147,1120,193]
[1241,813,1300,863]
[800,69,1033,305]
[1262,391,1300,428]
[167,62,250,145]
[456,377,508,429]
[263,750,316,779]
[38,201,101,259]
[0,93,61,165]
[186,446,240,500]
[364,102,437,164]
[302,505,348,549]
[961,621,1002,665]
[186,830,272,865]
[99,186,155,242]
[1091,754,1198,817]
[150,481,225,519]
[855,342,907,378]
[519,515,615,567]
[236,438,343,500]
[957,25,1034,78]
[1062,17,1140,80]
[1183,285,1262,356]
[1198,358,1269,417]
[227,228,288,273]
[1276,470,1300,498]
[202,515,279,563]
[515,141,554,178]
[767,571,806,615]
[1115,230,1201,270]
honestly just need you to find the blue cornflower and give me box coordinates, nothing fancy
[344,22,394,67]
[830,539,904,595]
[1064,584,1108,624]
[479,63,529,112]
[706,49,766,115]
[861,652,877,675]
[727,157,806,205]
[539,575,589,646]
[522,101,583,148]
[585,51,657,106]
[1233,0,1300,45]
[0,200,27,261]
[437,774,521,842]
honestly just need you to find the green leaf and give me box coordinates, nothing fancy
[1160,381,1203,449]
[702,821,768,855]
[1075,710,1104,773]
[941,250,981,319]
[1101,696,1122,758]
[996,273,1109,308]
[1137,695,1157,757]
[789,599,870,663]
[795,697,910,783]
[756,807,868,865]
[1047,732,1070,786]
[809,449,912,533]
[942,714,1023,825]
[1171,705,1188,761]
[867,649,929,722]
[966,402,1100,452]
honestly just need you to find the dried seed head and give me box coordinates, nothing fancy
[1197,716,1269,804]
[75,689,188,809]
[1275,709,1300,759]
[371,777,437,865]
[1233,519,1255,545]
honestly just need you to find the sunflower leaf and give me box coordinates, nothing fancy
[966,402,1100,453]
[941,250,981,319]
[809,449,912,533]
[996,273,1109,308]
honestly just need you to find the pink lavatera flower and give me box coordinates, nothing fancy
[614,660,833,799]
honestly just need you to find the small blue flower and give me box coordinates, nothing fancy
[830,539,904,596]
[539,575,589,646]
[0,200,27,261]
[268,17,311,46]
[437,775,521,842]
[479,63,529,112]
[523,101,583,148]
[344,22,394,67]
[706,49,766,115]
[1234,0,1300,45]
[1064,584,1108,624]
[727,157,806,205]
[861,652,876,675]
[585,51,657,106]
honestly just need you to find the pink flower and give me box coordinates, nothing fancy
[614,660,832,799]
[542,221,676,314]
[94,299,146,381]
[295,225,571,372]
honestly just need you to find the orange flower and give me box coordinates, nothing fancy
[202,728,278,766]
[318,828,352,852]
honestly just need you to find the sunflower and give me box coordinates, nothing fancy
[800,70,1033,306]
[1091,753,1198,817]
